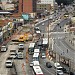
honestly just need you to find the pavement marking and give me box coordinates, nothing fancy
[40,65,54,75]
[60,41,74,60]
[55,43,72,60]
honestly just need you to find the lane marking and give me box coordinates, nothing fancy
[54,43,72,60]
[40,65,55,75]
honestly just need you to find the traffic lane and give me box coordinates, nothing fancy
[12,42,33,75]
[60,39,75,57]
[50,32,68,39]
[40,58,55,75]
[38,21,49,33]
[53,18,70,32]
[36,10,65,29]
[0,45,15,75]
[22,43,34,75]
[59,40,74,60]
[53,39,74,60]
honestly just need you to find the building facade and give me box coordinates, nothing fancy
[19,0,37,13]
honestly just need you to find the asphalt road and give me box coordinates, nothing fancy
[34,5,74,75]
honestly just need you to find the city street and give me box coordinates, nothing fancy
[0,2,75,75]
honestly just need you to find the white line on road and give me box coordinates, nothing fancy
[59,41,74,60]
[40,65,55,75]
[55,43,72,59]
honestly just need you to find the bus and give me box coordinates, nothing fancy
[42,38,48,49]
[34,49,40,53]
[28,43,35,55]
[33,53,39,61]
[33,66,44,75]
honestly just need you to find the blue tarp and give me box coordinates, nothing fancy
[22,14,29,20]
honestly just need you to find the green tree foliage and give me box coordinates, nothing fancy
[56,0,74,5]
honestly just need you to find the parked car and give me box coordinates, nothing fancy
[5,57,13,68]
[1,45,7,52]
[18,44,24,50]
[57,70,64,75]
[54,62,63,70]
[46,62,52,68]
[62,67,69,74]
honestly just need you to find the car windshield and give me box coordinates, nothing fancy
[42,53,45,55]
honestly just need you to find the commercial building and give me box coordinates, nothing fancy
[36,0,56,18]
[37,0,55,8]
[12,0,37,18]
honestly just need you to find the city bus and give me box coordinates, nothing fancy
[33,53,39,61]
[28,43,35,55]
[33,66,44,75]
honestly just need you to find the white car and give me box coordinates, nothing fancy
[54,62,63,70]
[5,57,13,68]
[57,70,64,75]
[42,23,44,25]
[18,44,24,50]
[1,46,7,52]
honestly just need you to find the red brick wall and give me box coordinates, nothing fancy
[23,0,33,13]
[18,0,22,13]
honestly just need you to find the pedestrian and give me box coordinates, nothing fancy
[43,34,44,37]
[61,53,62,55]
[67,49,68,53]
[63,51,64,54]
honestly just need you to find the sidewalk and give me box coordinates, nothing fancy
[64,37,75,51]
[0,26,23,47]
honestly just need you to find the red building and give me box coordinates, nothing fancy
[23,0,33,13]
[19,0,36,13]
[11,0,37,17]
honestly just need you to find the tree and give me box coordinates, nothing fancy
[55,0,74,5]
